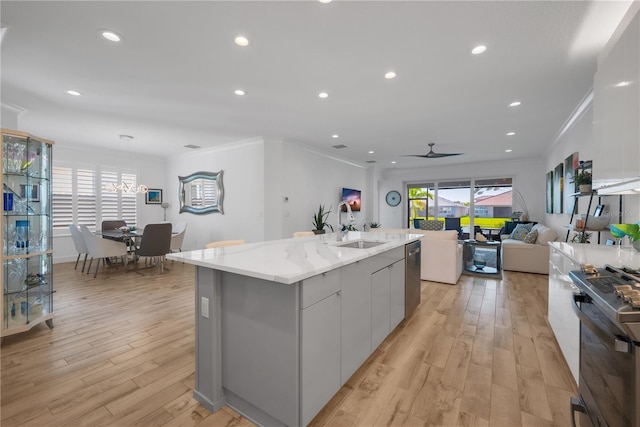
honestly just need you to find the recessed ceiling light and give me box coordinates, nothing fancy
[235,36,249,47]
[318,92,329,99]
[318,0,332,3]
[67,90,82,96]
[119,134,134,141]
[332,134,339,138]
[615,81,630,87]
[505,149,513,153]
[506,132,516,136]
[234,89,246,96]
[471,45,487,55]
[509,101,521,107]
[391,161,397,164]
[368,151,375,154]
[385,71,396,79]
[100,30,122,42]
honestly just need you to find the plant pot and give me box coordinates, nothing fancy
[579,184,592,193]
[312,229,326,235]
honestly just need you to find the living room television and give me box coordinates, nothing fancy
[341,188,361,212]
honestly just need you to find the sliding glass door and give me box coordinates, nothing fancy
[406,178,514,237]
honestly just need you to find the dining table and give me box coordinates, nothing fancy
[95,229,144,263]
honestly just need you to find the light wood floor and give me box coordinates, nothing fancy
[1,261,577,426]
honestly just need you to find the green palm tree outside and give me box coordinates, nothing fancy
[408,188,433,225]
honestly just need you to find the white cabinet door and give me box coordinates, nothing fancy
[389,260,406,330]
[371,267,390,350]
[300,292,341,426]
[548,248,580,384]
[341,260,372,383]
[593,11,640,186]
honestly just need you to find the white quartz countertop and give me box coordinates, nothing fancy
[549,242,640,269]
[166,231,421,284]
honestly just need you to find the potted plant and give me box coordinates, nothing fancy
[312,205,334,234]
[571,231,592,244]
[572,170,592,193]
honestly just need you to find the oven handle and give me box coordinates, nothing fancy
[572,294,631,354]
[570,396,586,427]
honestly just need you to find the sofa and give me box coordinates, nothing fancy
[500,223,557,274]
[374,228,463,285]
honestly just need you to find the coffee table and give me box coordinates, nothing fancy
[463,240,502,275]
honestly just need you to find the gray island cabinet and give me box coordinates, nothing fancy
[167,232,420,427]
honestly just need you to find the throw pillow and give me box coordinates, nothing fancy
[523,229,538,244]
[420,220,444,231]
[532,224,557,245]
[510,223,533,241]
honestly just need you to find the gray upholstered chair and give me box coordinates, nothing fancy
[135,223,172,274]
[101,220,127,244]
[101,220,126,232]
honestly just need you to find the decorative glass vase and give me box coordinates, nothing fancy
[4,142,25,173]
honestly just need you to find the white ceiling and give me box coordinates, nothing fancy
[0,1,633,168]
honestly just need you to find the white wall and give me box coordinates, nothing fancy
[277,141,369,237]
[378,158,544,229]
[165,138,265,250]
[1,105,19,130]
[164,138,369,250]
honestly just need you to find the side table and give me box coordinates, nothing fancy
[463,240,502,275]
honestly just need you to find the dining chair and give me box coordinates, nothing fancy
[204,239,245,249]
[135,223,172,275]
[101,220,126,232]
[170,222,188,253]
[68,224,89,272]
[80,225,129,278]
[293,231,315,238]
[101,220,127,243]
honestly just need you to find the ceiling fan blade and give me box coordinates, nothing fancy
[401,152,463,158]
[402,143,463,158]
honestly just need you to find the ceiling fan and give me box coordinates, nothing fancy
[404,143,463,159]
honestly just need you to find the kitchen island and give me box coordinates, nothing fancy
[167,231,421,427]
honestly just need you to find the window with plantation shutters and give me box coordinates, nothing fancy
[120,173,137,225]
[100,171,119,221]
[52,167,73,228]
[52,165,137,229]
[77,169,96,227]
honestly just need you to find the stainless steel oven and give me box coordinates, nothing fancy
[570,265,640,427]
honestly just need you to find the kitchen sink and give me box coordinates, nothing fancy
[335,240,386,249]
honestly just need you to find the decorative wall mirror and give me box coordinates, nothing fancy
[179,170,224,214]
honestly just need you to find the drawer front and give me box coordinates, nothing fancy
[300,269,341,309]
[562,256,580,275]
[368,246,405,273]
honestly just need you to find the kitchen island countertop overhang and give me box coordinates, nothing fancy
[166,231,423,283]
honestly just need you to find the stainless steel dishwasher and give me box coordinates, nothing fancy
[405,240,421,318]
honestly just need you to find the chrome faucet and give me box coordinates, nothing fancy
[337,201,355,240]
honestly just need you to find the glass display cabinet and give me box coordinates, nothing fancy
[1,129,54,337]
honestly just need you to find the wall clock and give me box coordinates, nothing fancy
[386,190,401,207]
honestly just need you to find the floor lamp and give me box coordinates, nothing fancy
[161,202,169,221]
